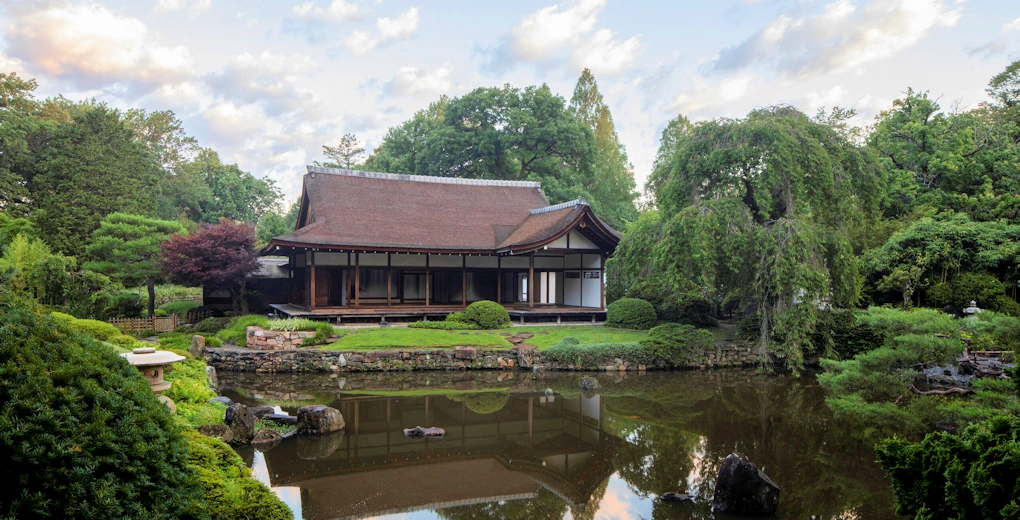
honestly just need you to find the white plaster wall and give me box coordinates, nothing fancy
[581,276,601,307]
[564,274,581,306]
[428,254,462,267]
[582,254,602,268]
[534,256,564,269]
[500,256,529,269]
[569,231,597,249]
[359,253,388,266]
[314,252,347,266]
[466,256,498,268]
[391,254,427,267]
[549,235,569,248]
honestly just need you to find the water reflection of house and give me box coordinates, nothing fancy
[263,392,614,519]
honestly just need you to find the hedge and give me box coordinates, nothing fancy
[541,337,654,369]
[605,298,657,329]
[409,320,481,330]
[643,323,713,365]
[0,298,202,518]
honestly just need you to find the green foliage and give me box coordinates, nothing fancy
[182,431,292,520]
[266,318,327,331]
[858,306,960,339]
[216,315,270,346]
[657,293,718,327]
[812,309,884,360]
[160,300,200,316]
[68,318,121,341]
[0,297,202,518]
[204,336,223,348]
[192,317,226,334]
[447,311,470,323]
[875,414,1020,519]
[409,320,482,330]
[255,418,296,437]
[643,323,713,365]
[605,298,657,330]
[448,391,511,415]
[541,338,654,369]
[108,334,141,349]
[0,233,75,304]
[162,354,218,426]
[464,300,511,329]
[64,270,117,320]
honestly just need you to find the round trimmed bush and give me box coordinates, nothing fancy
[643,323,714,365]
[605,298,657,329]
[192,317,224,334]
[0,298,202,518]
[465,300,511,329]
[450,392,511,415]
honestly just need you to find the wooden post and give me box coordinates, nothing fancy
[462,256,467,307]
[354,253,360,309]
[346,253,352,307]
[497,257,502,304]
[310,261,316,310]
[529,253,535,309]
[425,255,430,307]
[387,271,392,307]
[600,254,606,309]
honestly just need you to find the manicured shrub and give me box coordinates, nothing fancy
[108,291,143,318]
[449,391,511,414]
[49,311,77,324]
[267,317,323,331]
[0,298,202,518]
[542,337,654,369]
[875,413,1020,519]
[990,295,1020,316]
[154,309,168,317]
[193,317,226,334]
[182,431,293,520]
[465,300,511,329]
[605,298,657,330]
[447,311,471,323]
[160,300,200,316]
[204,336,223,348]
[108,334,140,349]
[643,323,713,365]
[69,318,121,341]
[409,320,481,330]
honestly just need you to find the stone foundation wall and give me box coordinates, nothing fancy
[205,342,760,373]
[246,327,315,351]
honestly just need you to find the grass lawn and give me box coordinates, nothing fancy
[513,325,648,348]
[321,324,648,350]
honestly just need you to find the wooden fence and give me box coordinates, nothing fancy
[109,310,215,335]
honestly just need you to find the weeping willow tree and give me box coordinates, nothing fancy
[639,106,886,366]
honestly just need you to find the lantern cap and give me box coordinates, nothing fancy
[121,348,185,367]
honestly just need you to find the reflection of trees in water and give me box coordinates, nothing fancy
[569,477,608,520]
[447,391,511,414]
[434,488,568,520]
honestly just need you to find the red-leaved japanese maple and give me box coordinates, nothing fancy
[161,219,260,314]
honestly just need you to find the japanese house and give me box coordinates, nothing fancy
[261,166,621,323]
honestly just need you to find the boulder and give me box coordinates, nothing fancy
[297,431,344,460]
[403,426,446,438]
[250,406,275,418]
[224,403,256,444]
[197,423,234,444]
[454,346,477,360]
[712,453,780,515]
[580,376,602,391]
[252,428,282,452]
[208,396,233,406]
[189,335,205,358]
[296,405,345,435]
[263,413,298,425]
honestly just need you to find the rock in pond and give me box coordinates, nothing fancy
[297,405,345,435]
[712,453,780,515]
[660,492,694,502]
[250,406,275,418]
[224,403,256,444]
[580,376,602,391]
[197,423,233,444]
[208,396,233,406]
[252,428,282,452]
[403,426,445,438]
[263,413,297,425]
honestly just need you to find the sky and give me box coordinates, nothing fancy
[1,0,1018,202]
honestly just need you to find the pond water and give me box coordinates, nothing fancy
[219,369,900,520]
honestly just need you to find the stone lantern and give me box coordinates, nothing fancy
[964,300,982,319]
[121,347,186,413]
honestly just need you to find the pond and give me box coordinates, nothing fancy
[218,369,900,520]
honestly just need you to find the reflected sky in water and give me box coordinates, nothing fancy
[224,369,898,519]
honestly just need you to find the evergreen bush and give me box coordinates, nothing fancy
[108,334,140,349]
[449,391,511,415]
[159,300,200,316]
[605,298,656,329]
[657,294,718,327]
[464,300,511,329]
[643,323,713,365]
[409,320,481,330]
[542,338,653,369]
[875,414,1020,519]
[193,317,226,334]
[69,318,121,341]
[0,298,202,518]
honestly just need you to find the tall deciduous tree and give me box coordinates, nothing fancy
[633,106,887,366]
[84,213,185,317]
[256,198,301,246]
[160,219,260,314]
[124,109,198,174]
[172,148,282,224]
[322,133,365,169]
[568,69,638,227]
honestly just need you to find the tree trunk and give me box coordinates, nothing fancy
[240,279,249,315]
[147,276,156,318]
[230,281,249,315]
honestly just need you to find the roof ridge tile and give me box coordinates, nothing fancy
[306,165,542,189]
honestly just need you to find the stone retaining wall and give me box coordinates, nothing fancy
[205,342,760,373]
[246,327,315,351]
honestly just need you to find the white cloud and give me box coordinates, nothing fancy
[155,0,211,16]
[670,74,754,114]
[711,0,963,79]
[1005,17,1020,32]
[384,64,453,96]
[489,0,640,75]
[292,0,358,22]
[804,85,847,113]
[6,2,193,88]
[343,7,419,55]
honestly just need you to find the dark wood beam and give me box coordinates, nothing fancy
[309,257,316,310]
[425,255,430,308]
[387,253,392,308]
[462,255,467,307]
[355,253,360,309]
[529,253,534,309]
